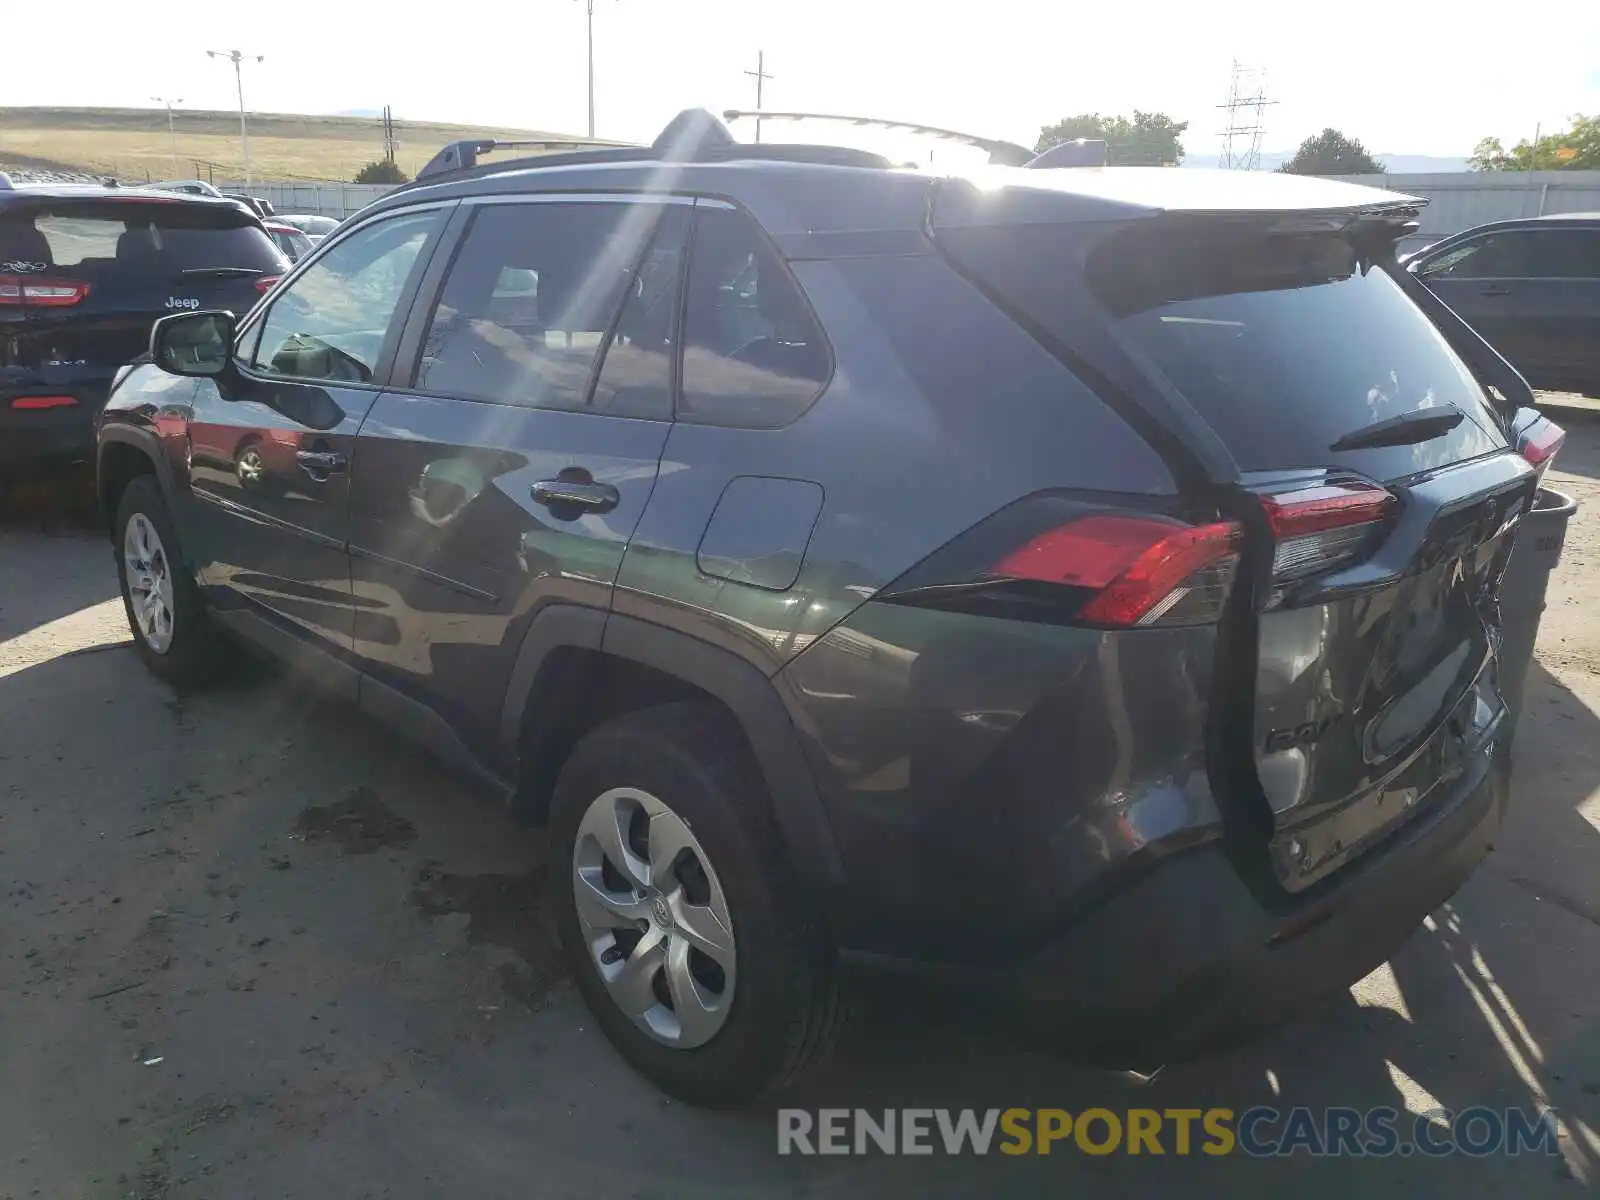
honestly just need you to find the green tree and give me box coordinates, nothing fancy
[354,159,409,184]
[1035,111,1188,166]
[1470,115,1600,170]
[1279,128,1385,176]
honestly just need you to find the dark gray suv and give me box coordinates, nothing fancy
[97,109,1564,1106]
[1409,213,1600,397]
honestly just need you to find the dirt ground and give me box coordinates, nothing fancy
[5,420,1600,1198]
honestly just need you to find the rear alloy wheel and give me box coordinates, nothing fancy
[572,787,737,1049]
[549,702,846,1107]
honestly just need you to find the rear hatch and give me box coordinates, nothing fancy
[932,180,1539,891]
[2,195,285,389]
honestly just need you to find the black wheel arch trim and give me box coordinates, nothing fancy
[97,425,179,531]
[500,605,846,901]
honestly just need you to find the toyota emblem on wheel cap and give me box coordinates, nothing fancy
[651,896,673,928]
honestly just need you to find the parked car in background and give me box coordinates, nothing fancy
[149,180,225,199]
[224,194,276,219]
[270,213,339,243]
[264,221,314,262]
[2,183,286,478]
[98,110,1560,1107]
[1409,213,1600,397]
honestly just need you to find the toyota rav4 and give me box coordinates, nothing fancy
[96,109,1564,1106]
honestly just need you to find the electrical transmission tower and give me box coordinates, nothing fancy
[1218,60,1276,170]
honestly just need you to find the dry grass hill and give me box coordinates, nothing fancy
[0,107,624,183]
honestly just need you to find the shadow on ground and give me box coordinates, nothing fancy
[5,448,1600,1196]
[4,637,1600,1198]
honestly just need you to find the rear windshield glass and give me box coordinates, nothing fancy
[0,200,282,282]
[942,221,1507,480]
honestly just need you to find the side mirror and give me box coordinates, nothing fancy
[151,310,237,377]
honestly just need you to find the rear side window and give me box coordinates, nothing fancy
[678,206,830,428]
[0,201,282,279]
[413,201,670,414]
[941,220,1506,480]
[1418,228,1600,280]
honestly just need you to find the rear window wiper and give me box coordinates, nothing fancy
[178,266,266,279]
[1330,405,1464,452]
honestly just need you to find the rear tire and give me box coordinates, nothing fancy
[548,702,845,1107]
[114,476,231,685]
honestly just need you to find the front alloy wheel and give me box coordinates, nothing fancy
[124,512,175,654]
[572,786,737,1049]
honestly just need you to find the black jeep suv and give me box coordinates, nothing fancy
[97,109,1563,1106]
[2,180,286,478]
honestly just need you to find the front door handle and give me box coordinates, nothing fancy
[532,475,620,516]
[1478,284,1512,297]
[295,449,348,481]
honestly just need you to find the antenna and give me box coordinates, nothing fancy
[1218,60,1276,170]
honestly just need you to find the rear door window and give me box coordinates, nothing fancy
[412,200,673,415]
[1419,228,1600,280]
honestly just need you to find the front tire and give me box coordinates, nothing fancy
[114,476,229,685]
[548,702,845,1107]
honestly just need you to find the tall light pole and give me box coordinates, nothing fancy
[206,49,264,184]
[151,96,183,176]
[574,0,615,139]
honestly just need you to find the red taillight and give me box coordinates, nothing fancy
[0,275,92,307]
[10,395,78,410]
[1517,418,1565,467]
[1258,481,1397,581]
[998,515,1243,628]
[254,275,281,294]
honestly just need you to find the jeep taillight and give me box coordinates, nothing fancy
[880,499,1243,629]
[1257,480,1397,582]
[0,275,91,307]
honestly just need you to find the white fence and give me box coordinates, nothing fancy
[228,170,1600,241]
[217,181,395,219]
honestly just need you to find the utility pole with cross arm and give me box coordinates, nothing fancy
[744,51,773,143]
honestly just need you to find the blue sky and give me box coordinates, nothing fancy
[5,0,1598,158]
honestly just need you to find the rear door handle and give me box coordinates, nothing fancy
[295,449,348,480]
[532,477,620,515]
[1478,285,1512,297]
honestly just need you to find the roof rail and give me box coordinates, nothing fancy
[403,108,894,190]
[416,137,609,181]
[722,109,1034,166]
